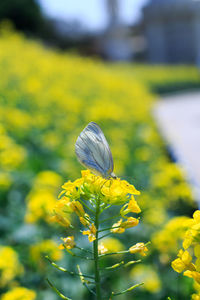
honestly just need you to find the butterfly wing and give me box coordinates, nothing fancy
[75,122,114,178]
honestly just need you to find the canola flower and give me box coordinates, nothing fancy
[0,246,24,287]
[49,169,148,299]
[53,170,141,237]
[172,210,200,299]
[1,286,36,300]
[152,216,192,256]
[25,171,62,224]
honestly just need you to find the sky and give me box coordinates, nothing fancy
[38,0,149,31]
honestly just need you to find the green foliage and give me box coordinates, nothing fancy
[0,0,44,34]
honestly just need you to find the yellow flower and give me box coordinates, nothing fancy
[62,179,82,199]
[25,190,57,224]
[111,219,125,234]
[98,243,108,255]
[192,294,200,300]
[60,170,140,206]
[122,217,139,228]
[79,213,90,227]
[2,287,36,300]
[25,171,62,224]
[101,177,140,204]
[129,243,148,256]
[69,200,85,217]
[120,195,141,217]
[59,236,76,250]
[194,211,200,223]
[53,170,141,230]
[111,217,139,234]
[183,210,200,250]
[0,246,24,287]
[195,245,200,258]
[171,250,195,273]
[52,198,72,227]
[83,223,97,242]
[184,270,200,284]
[153,216,191,254]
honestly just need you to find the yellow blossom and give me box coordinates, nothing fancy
[195,245,200,258]
[98,243,108,255]
[52,198,72,227]
[171,250,195,273]
[129,243,148,256]
[111,219,125,234]
[184,270,200,285]
[79,213,90,227]
[192,294,200,300]
[59,170,140,206]
[120,195,141,217]
[2,287,36,300]
[122,217,139,228]
[153,216,191,255]
[69,200,85,217]
[0,246,24,287]
[53,170,141,231]
[183,210,200,250]
[83,223,97,242]
[59,236,76,250]
[111,217,139,234]
[101,177,140,204]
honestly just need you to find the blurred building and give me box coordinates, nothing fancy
[143,0,200,64]
[97,0,134,61]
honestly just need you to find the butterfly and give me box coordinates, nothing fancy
[75,122,116,178]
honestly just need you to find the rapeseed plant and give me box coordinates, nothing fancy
[48,170,149,299]
[172,211,200,299]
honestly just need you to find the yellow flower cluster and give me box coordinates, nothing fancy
[59,170,140,205]
[0,124,26,190]
[0,246,24,287]
[2,286,36,300]
[25,171,62,223]
[152,216,191,255]
[53,170,141,241]
[172,211,200,298]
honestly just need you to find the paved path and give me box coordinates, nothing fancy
[153,91,200,203]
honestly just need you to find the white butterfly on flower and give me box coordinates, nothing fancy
[75,122,116,178]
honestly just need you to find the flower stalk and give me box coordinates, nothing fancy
[49,170,148,299]
[93,196,102,300]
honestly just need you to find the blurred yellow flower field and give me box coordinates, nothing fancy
[0,23,200,299]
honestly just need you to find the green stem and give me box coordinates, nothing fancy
[46,278,71,300]
[93,197,102,300]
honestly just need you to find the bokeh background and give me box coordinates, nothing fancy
[1,0,200,299]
